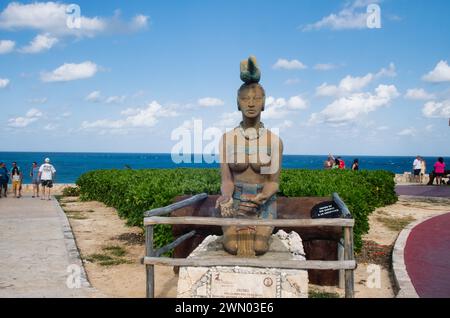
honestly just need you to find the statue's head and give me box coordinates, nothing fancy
[237,83,265,117]
[238,55,265,118]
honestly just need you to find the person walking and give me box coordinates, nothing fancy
[433,157,446,185]
[30,162,40,198]
[10,162,22,198]
[351,159,359,171]
[38,158,56,200]
[420,157,427,184]
[324,154,335,169]
[0,162,8,197]
[413,156,422,183]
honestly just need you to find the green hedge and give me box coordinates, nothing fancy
[76,168,397,252]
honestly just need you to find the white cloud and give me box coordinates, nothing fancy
[81,101,178,131]
[0,2,148,38]
[397,128,416,137]
[284,78,300,85]
[198,97,225,107]
[287,96,308,110]
[105,95,126,104]
[0,39,15,53]
[44,123,59,130]
[8,108,43,128]
[279,120,293,130]
[262,95,308,120]
[316,64,395,97]
[215,111,241,128]
[19,33,58,53]
[41,61,98,82]
[85,90,102,102]
[302,0,380,31]
[376,126,389,131]
[26,108,43,118]
[422,60,450,83]
[86,91,126,104]
[316,74,373,97]
[425,124,434,132]
[310,84,399,125]
[130,14,149,30]
[404,88,435,100]
[375,63,397,78]
[422,100,450,118]
[273,59,307,70]
[27,97,48,104]
[314,63,337,71]
[0,78,10,88]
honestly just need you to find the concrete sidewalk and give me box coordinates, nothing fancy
[0,194,98,297]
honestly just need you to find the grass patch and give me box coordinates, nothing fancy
[309,289,340,298]
[67,214,88,220]
[85,253,113,262]
[102,245,126,257]
[376,215,416,232]
[84,245,129,266]
[97,258,132,266]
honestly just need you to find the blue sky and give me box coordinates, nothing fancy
[0,0,449,155]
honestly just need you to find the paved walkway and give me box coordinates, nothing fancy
[404,213,450,298]
[395,185,450,198]
[0,195,97,297]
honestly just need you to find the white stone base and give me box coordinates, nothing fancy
[177,230,309,298]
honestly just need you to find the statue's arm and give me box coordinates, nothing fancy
[255,138,283,204]
[219,134,234,199]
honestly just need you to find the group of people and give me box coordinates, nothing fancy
[413,156,448,185]
[0,158,56,200]
[324,155,359,171]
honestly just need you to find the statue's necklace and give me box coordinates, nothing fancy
[238,122,265,140]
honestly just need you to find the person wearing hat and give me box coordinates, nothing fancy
[38,158,56,200]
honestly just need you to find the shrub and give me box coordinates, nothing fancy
[62,186,80,197]
[76,168,397,251]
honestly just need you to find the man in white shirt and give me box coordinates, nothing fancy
[412,156,422,183]
[39,158,56,200]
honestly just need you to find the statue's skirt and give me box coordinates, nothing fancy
[232,182,277,219]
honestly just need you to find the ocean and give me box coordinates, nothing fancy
[0,152,448,184]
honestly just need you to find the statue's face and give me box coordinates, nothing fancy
[238,87,264,118]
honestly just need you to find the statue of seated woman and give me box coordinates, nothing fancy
[215,56,283,257]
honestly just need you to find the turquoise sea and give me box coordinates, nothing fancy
[0,152,448,184]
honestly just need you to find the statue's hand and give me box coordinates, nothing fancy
[215,195,231,208]
[238,194,260,215]
[216,196,234,217]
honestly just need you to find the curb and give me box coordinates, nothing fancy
[52,197,100,295]
[398,195,450,204]
[392,214,440,298]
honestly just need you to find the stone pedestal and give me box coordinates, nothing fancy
[177,230,309,298]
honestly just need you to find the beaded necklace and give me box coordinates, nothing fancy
[238,121,266,140]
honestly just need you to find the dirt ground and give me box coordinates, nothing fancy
[59,195,450,298]
[59,197,177,298]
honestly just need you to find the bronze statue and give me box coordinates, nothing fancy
[216,56,283,257]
